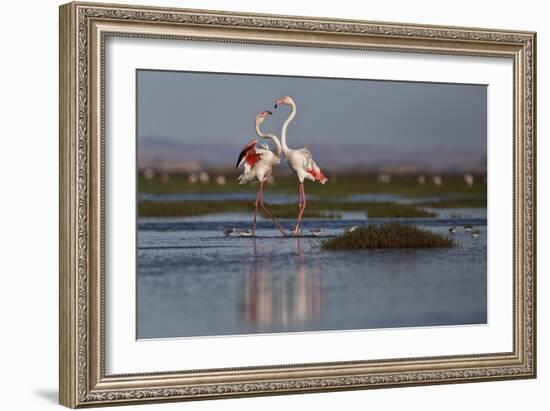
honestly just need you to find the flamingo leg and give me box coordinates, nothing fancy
[252,186,262,235]
[293,182,307,235]
[258,182,286,236]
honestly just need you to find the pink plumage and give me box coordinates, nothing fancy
[235,111,286,236]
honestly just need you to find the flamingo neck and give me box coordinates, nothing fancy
[255,122,282,157]
[280,101,296,156]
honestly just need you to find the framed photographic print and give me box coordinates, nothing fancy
[59,1,537,408]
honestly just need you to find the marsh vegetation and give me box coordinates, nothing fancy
[138,199,436,219]
[320,222,457,250]
[139,172,486,200]
[138,171,486,220]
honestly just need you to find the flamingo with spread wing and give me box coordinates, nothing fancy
[236,111,286,236]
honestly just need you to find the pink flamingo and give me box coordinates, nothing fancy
[236,111,286,236]
[274,96,328,235]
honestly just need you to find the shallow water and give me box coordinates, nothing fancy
[137,212,487,339]
[138,191,467,204]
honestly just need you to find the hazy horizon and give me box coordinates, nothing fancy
[137,69,487,173]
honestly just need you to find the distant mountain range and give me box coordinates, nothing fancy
[138,136,487,173]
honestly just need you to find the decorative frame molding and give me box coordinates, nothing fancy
[59,2,536,408]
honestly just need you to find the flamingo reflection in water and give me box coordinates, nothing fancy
[244,238,323,332]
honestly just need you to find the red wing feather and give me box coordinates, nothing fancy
[245,151,262,167]
[305,167,328,183]
[235,139,258,169]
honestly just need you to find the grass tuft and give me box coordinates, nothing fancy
[320,222,456,250]
[138,200,248,217]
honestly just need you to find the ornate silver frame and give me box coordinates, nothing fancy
[59,1,536,408]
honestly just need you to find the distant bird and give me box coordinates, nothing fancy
[471,229,480,239]
[464,224,473,232]
[309,229,323,236]
[345,225,359,233]
[448,226,457,234]
[224,227,237,237]
[464,173,474,187]
[239,229,254,237]
[143,168,155,180]
[198,171,210,184]
[274,96,328,236]
[236,111,286,236]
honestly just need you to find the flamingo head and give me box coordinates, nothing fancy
[274,96,294,109]
[255,110,272,125]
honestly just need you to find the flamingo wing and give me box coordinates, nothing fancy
[299,147,327,184]
[235,139,261,169]
[298,147,312,159]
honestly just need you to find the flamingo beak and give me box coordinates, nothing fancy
[266,110,273,115]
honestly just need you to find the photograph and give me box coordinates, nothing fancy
[136,69,488,339]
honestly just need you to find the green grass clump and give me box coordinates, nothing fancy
[138,200,339,218]
[321,223,456,250]
[138,200,434,219]
[138,200,249,217]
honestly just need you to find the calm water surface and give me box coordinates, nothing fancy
[139,192,476,205]
[137,209,487,339]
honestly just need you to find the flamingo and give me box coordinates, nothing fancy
[236,111,286,236]
[274,96,327,235]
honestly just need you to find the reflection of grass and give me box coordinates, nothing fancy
[321,223,456,250]
[139,173,485,199]
[417,197,486,208]
[138,200,435,218]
